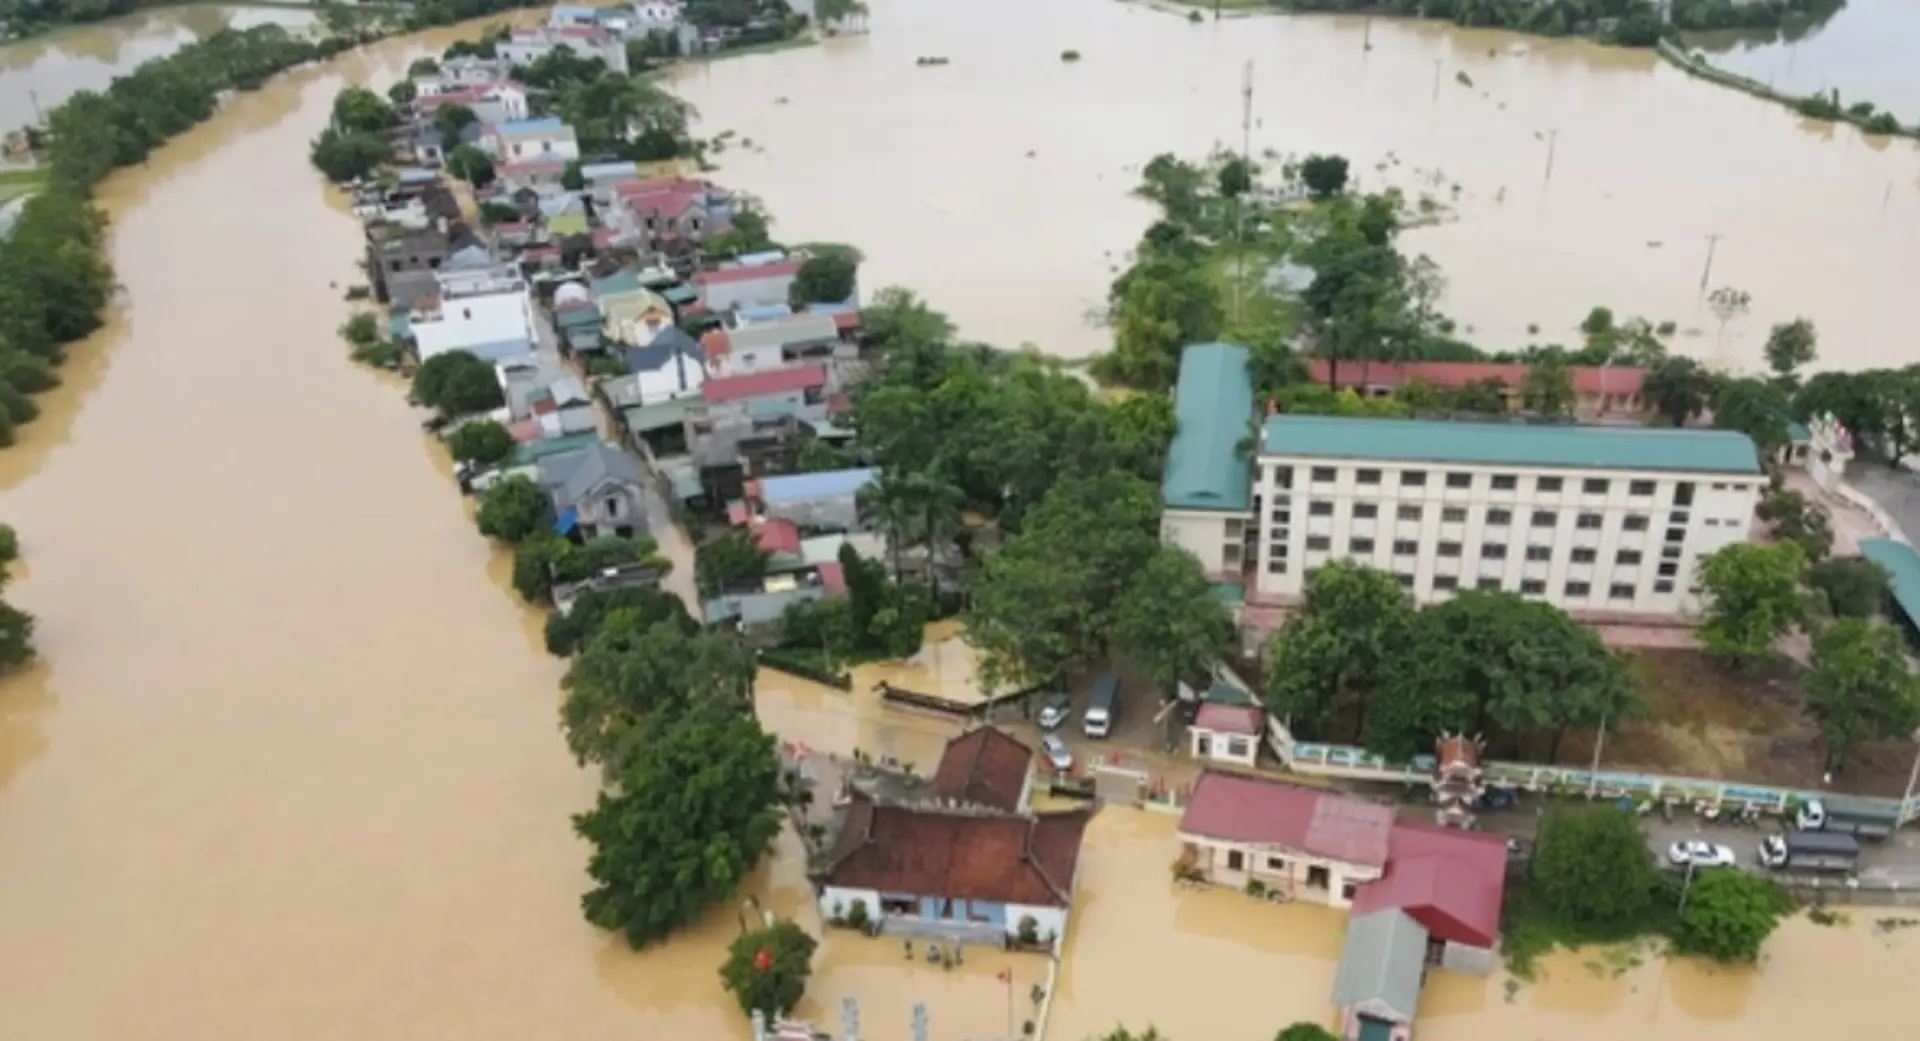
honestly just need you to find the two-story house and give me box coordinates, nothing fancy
[702,313,843,378]
[496,25,630,75]
[406,266,538,364]
[612,177,733,250]
[591,269,675,348]
[484,117,580,164]
[695,256,802,313]
[365,220,481,310]
[748,467,878,533]
[701,363,829,422]
[536,440,649,541]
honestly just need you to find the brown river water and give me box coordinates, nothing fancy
[0,7,1917,1041]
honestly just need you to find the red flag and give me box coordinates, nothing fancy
[997,969,1012,984]
[753,947,773,972]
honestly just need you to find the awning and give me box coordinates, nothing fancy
[555,505,578,535]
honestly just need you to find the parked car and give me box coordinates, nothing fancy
[1036,693,1072,729]
[1041,733,1073,772]
[1479,787,1518,811]
[1667,840,1736,868]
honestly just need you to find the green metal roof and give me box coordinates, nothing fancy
[1331,909,1427,1023]
[555,304,600,329]
[1262,415,1762,475]
[1857,538,1918,628]
[1163,343,1255,512]
[591,270,642,298]
[624,397,698,434]
[1787,420,1812,442]
[506,432,599,466]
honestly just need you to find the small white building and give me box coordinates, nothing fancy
[485,117,580,163]
[408,268,537,364]
[1188,702,1265,769]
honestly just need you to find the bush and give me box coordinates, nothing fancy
[1015,915,1039,945]
[1669,869,1791,963]
[719,918,818,1021]
[846,898,870,930]
[0,523,18,564]
[413,351,505,417]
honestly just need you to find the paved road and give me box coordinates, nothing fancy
[1843,461,1920,545]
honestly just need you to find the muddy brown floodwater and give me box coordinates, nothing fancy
[671,0,1920,370]
[1,9,1918,1041]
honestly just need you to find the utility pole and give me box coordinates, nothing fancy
[1362,15,1372,53]
[1541,128,1560,182]
[27,89,43,126]
[1586,713,1607,795]
[1431,58,1443,102]
[1697,232,1724,294]
[1233,60,1253,325]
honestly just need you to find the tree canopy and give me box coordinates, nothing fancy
[1804,618,1920,771]
[412,350,506,417]
[1670,869,1790,964]
[445,419,513,466]
[719,918,819,1021]
[475,476,550,544]
[791,249,860,305]
[560,607,757,768]
[1298,153,1350,197]
[1697,541,1808,669]
[445,144,496,188]
[1528,804,1659,927]
[330,87,397,133]
[1807,557,1891,620]
[1266,561,1416,740]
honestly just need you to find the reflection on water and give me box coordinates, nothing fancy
[0,5,317,130]
[673,0,1920,370]
[1685,0,1919,117]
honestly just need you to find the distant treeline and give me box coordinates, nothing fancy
[1278,0,1842,47]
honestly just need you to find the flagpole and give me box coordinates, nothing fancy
[1003,969,1013,1038]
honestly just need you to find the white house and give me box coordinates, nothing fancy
[485,117,580,163]
[407,268,537,364]
[497,25,630,75]
[618,326,706,405]
[1188,701,1265,769]
[703,313,841,377]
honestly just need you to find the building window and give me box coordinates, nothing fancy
[1617,549,1643,565]
[1491,474,1518,491]
[1402,470,1428,487]
[1487,508,1513,526]
[1576,512,1602,530]
[1623,514,1650,532]
[1349,537,1376,554]
[1274,466,1294,489]
[1565,581,1592,597]
[1629,479,1656,497]
[1536,476,1563,493]
[1446,472,1472,489]
[1434,574,1459,591]
[1583,478,1610,495]
[1482,542,1507,559]
[1477,577,1503,591]
[1526,545,1551,562]
[1311,466,1337,482]
[1267,558,1288,574]
[1654,579,1676,593]
[1662,545,1684,560]
[1392,539,1418,555]
[1658,561,1679,578]
[1356,468,1381,485]
[1532,510,1557,528]
[1521,579,1546,595]
[1306,535,1332,550]
[1442,506,1467,523]
[1395,573,1415,588]
[1353,502,1379,520]
[1309,501,1334,517]
[1341,881,1360,901]
[1438,541,1462,558]
[1665,527,1686,543]
[1609,583,1635,600]
[1271,508,1292,525]
[1227,850,1245,871]
[1266,855,1287,871]
[1571,548,1597,564]
[1674,481,1696,506]
[1397,504,1423,522]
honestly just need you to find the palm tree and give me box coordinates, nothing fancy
[908,473,966,601]
[857,473,917,580]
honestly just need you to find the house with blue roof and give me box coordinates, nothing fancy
[485,116,579,164]
[752,467,880,532]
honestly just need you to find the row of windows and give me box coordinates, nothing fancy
[1292,567,1681,598]
[1294,537,1680,571]
[1298,501,1663,532]
[1295,466,1669,498]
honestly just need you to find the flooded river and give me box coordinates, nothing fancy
[673,0,1920,369]
[1,8,1917,1041]
[1687,0,1920,120]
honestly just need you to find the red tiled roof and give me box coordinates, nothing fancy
[1178,770,1393,867]
[694,258,802,287]
[829,310,862,331]
[1305,360,1647,398]
[1351,822,1508,948]
[821,791,1091,906]
[1193,702,1265,736]
[754,517,802,555]
[726,501,750,525]
[929,727,1032,813]
[415,85,490,108]
[817,561,847,598]
[702,363,827,405]
[618,177,715,221]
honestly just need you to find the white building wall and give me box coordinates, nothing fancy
[1162,510,1236,576]
[1189,726,1259,768]
[1185,837,1381,907]
[1249,455,1762,617]
[815,887,1068,947]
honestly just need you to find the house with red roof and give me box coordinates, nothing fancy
[613,177,734,250]
[695,256,804,312]
[1304,359,1648,420]
[1177,771,1395,905]
[815,727,1091,951]
[1188,701,1266,768]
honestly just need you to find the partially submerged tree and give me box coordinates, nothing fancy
[444,419,513,466]
[412,350,505,417]
[1669,869,1791,964]
[719,918,819,1021]
[475,475,550,544]
[1528,804,1659,927]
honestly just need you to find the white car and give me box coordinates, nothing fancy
[1667,840,1737,868]
[1041,734,1073,772]
[1036,694,1072,730]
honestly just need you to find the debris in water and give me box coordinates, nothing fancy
[775,96,790,104]
[1873,916,1918,935]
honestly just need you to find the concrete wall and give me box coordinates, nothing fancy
[1186,837,1381,907]
[1188,726,1259,768]
[1162,509,1238,576]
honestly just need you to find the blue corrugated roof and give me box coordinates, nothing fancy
[1262,415,1762,474]
[1163,343,1255,512]
[758,467,879,504]
[1858,538,1920,628]
[496,116,566,136]
[737,304,794,323]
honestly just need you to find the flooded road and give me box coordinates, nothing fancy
[0,5,316,130]
[1687,0,1920,119]
[673,0,1920,369]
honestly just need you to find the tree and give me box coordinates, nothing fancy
[476,476,550,544]
[1529,804,1659,927]
[574,702,783,947]
[308,127,389,183]
[1642,356,1713,427]
[561,609,757,768]
[1135,153,1207,224]
[1763,318,1818,381]
[387,79,418,106]
[719,918,819,1021]
[1520,349,1574,417]
[1669,869,1791,963]
[412,350,505,416]
[1095,1031,1169,1041]
[1275,1025,1339,1041]
[1217,155,1254,198]
[433,103,478,145]
[697,528,771,596]
[1265,562,1415,740]
[1111,545,1236,692]
[330,87,397,133]
[444,419,513,466]
[791,249,859,305]
[1697,542,1808,668]
[445,144,496,188]
[0,599,35,671]
[1298,153,1350,197]
[1758,487,1833,562]
[1808,557,1891,620]
[545,585,693,657]
[1804,619,1920,771]
[1712,376,1792,458]
[561,159,585,190]
[407,58,439,76]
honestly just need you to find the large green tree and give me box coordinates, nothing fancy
[1529,804,1659,927]
[1804,618,1920,771]
[1642,356,1714,427]
[719,918,819,1021]
[790,249,860,305]
[1697,541,1808,669]
[1762,317,1818,382]
[1265,562,1416,740]
[444,144,496,188]
[574,701,784,947]
[1808,557,1891,620]
[1111,545,1237,692]
[696,528,771,596]
[309,127,390,183]
[1520,348,1574,417]
[1712,377,1792,458]
[445,419,512,465]
[560,608,757,767]
[412,350,505,416]
[545,584,694,657]
[475,475,550,544]
[1669,869,1790,964]
[330,86,397,133]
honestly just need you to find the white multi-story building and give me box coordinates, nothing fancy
[1161,344,1767,619]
